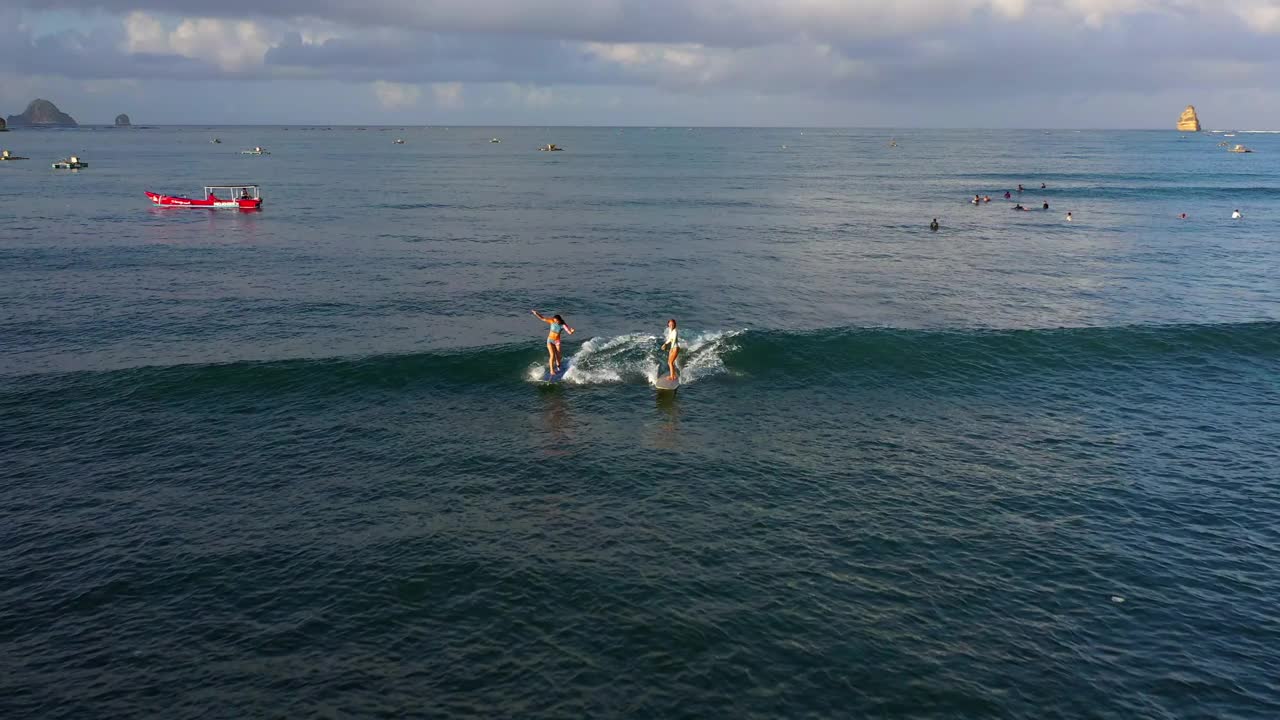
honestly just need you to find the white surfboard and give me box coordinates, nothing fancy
[654,375,680,391]
[541,361,571,383]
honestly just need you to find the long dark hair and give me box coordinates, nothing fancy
[668,318,677,328]
[553,314,564,323]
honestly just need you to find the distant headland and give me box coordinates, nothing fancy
[6,99,79,128]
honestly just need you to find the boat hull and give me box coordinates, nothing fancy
[146,191,262,210]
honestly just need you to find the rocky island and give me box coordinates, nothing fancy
[7,99,79,128]
[1177,105,1201,132]
[115,113,132,127]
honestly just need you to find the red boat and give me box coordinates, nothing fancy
[146,184,262,210]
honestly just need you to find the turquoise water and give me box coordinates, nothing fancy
[3,127,1279,718]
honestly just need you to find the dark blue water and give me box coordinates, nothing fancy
[3,127,1279,718]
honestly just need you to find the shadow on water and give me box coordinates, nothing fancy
[652,389,681,449]
[537,385,572,455]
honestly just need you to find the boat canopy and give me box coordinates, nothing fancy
[205,185,260,199]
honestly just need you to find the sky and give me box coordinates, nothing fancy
[4,1,1280,127]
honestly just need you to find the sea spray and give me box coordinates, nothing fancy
[523,330,746,386]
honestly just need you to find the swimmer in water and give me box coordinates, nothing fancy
[1017,184,1025,193]
[660,318,680,382]
[1040,183,1047,189]
[531,309,575,375]
[1013,204,1026,211]
[930,218,940,231]
[1066,212,1073,222]
[983,196,991,203]
[1043,201,1050,210]
[1179,213,1187,220]
[972,195,981,205]
[1004,191,1012,199]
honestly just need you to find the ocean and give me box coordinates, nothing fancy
[2,126,1278,718]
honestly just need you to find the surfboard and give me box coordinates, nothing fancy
[541,361,571,383]
[654,375,680,391]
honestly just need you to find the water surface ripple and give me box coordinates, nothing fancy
[2,128,1279,718]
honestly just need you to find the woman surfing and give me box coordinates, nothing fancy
[660,318,680,382]
[531,310,575,376]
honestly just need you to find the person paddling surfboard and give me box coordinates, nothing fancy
[531,310,575,376]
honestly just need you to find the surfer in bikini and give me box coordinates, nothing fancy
[531,310,575,375]
[661,319,680,382]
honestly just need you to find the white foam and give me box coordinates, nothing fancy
[661,329,744,385]
[523,329,746,386]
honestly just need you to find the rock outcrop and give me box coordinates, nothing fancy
[0,117,7,131]
[1177,105,1201,132]
[7,99,78,127]
[115,113,132,127]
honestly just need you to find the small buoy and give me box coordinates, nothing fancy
[1111,596,1125,603]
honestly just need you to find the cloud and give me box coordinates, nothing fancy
[16,0,1280,43]
[506,83,555,108]
[8,1,1280,126]
[431,81,464,109]
[121,11,272,71]
[1229,0,1280,33]
[372,80,421,109]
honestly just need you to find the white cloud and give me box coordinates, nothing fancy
[431,81,464,109]
[121,11,272,71]
[122,11,168,54]
[582,41,871,93]
[1228,0,1280,33]
[372,80,421,109]
[506,83,555,108]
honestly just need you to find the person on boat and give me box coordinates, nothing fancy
[660,318,680,382]
[1232,209,1242,219]
[531,309,575,375]
[1004,191,1012,199]
[208,191,217,201]
[241,190,251,200]
[930,218,940,231]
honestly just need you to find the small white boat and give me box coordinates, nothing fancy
[1228,144,1254,154]
[240,146,270,155]
[394,138,406,144]
[52,155,88,169]
[1,149,30,161]
[490,138,501,143]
